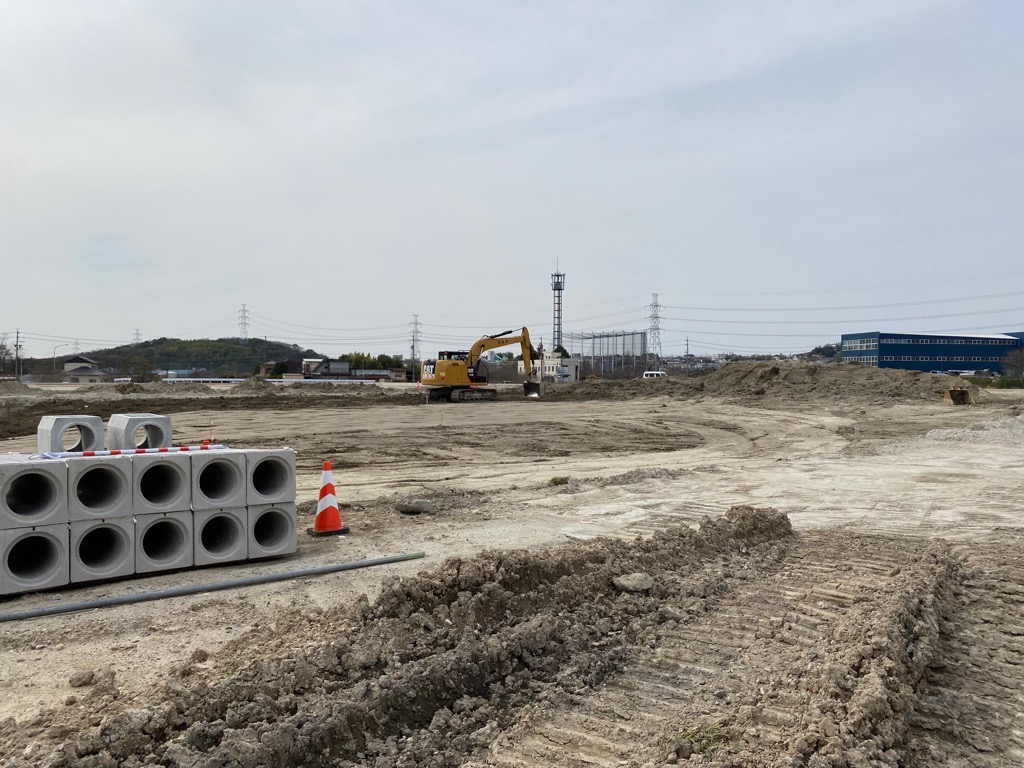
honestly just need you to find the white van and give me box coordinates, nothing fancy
[642,371,667,379]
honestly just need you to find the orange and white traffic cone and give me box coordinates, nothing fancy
[307,460,350,536]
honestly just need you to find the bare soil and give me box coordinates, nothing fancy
[1,362,1022,767]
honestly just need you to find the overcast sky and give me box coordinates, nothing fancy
[2,0,1022,360]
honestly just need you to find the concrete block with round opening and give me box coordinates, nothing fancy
[106,413,173,451]
[135,511,193,574]
[67,456,132,521]
[1,524,70,596]
[245,449,297,505]
[193,507,247,566]
[247,502,297,559]
[0,458,69,529]
[190,451,247,511]
[131,453,191,515]
[70,518,135,583]
[37,415,105,454]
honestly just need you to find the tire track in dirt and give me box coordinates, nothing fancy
[904,541,1024,766]
[481,531,965,767]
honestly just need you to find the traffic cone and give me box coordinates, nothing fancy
[307,460,350,536]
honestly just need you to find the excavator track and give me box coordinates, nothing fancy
[452,387,498,403]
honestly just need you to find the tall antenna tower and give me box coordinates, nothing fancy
[238,303,249,341]
[648,293,663,364]
[551,270,565,350]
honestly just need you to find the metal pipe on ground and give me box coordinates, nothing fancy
[0,552,425,623]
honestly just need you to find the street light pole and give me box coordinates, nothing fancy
[52,343,68,382]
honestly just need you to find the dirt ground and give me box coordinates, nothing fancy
[1,362,1023,766]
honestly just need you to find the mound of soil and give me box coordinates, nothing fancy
[37,507,794,767]
[544,361,974,406]
[0,380,38,396]
[229,378,277,395]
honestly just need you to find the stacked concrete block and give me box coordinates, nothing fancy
[248,502,298,559]
[131,452,194,574]
[37,415,105,454]
[70,517,135,582]
[135,510,193,574]
[246,449,297,505]
[106,413,173,450]
[194,507,249,566]
[190,450,248,511]
[2,524,70,594]
[0,457,69,529]
[66,455,134,582]
[1,412,301,597]
[1,457,71,594]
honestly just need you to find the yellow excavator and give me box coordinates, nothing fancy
[421,327,543,402]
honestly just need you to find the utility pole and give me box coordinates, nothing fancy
[14,329,21,382]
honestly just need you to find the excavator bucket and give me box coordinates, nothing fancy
[944,389,972,406]
[524,382,542,399]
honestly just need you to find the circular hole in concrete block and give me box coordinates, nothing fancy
[5,472,57,518]
[142,519,185,562]
[200,515,240,555]
[132,426,150,449]
[79,526,128,569]
[7,535,60,581]
[60,426,83,451]
[198,461,239,502]
[139,463,182,505]
[253,509,292,549]
[252,458,290,497]
[76,467,124,510]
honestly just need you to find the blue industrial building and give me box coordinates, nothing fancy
[841,331,1024,374]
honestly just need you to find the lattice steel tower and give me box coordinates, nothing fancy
[648,293,663,364]
[551,271,565,350]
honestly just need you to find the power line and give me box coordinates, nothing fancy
[662,289,1024,313]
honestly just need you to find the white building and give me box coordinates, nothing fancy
[518,353,581,383]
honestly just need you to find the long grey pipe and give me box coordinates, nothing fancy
[0,552,425,623]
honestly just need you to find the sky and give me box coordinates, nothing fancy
[2,0,1022,361]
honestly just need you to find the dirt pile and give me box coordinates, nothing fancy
[925,414,1024,446]
[35,507,794,767]
[0,380,37,396]
[544,361,975,406]
[229,378,277,395]
[698,360,974,404]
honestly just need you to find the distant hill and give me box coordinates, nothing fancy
[25,338,322,378]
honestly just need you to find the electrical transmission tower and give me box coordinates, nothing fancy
[238,304,249,341]
[409,314,421,376]
[133,328,142,344]
[648,293,663,365]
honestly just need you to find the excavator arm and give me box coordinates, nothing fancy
[467,328,541,397]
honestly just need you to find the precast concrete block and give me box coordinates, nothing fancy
[193,507,248,566]
[135,511,193,574]
[106,413,173,451]
[245,448,297,506]
[190,450,247,511]
[131,453,191,515]
[247,502,297,559]
[2,524,70,595]
[0,458,68,529]
[67,456,132,521]
[37,415,105,454]
[70,518,135,583]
